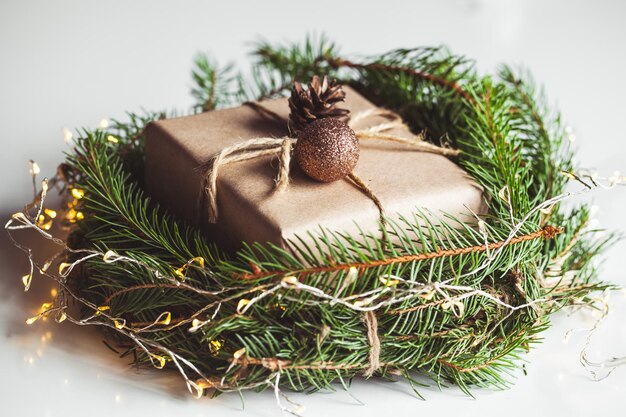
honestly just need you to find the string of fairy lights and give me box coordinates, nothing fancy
[5,129,626,415]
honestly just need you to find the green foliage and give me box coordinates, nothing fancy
[247,34,341,100]
[59,35,617,398]
[191,54,241,112]
[341,47,478,146]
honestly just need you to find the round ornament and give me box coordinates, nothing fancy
[294,118,359,182]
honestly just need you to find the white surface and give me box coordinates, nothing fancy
[1,0,625,416]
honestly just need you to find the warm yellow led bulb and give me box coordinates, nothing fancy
[236,299,250,313]
[29,160,40,176]
[151,354,166,369]
[66,208,77,220]
[232,347,246,360]
[39,219,53,230]
[71,188,85,199]
[103,250,118,262]
[159,311,172,326]
[209,339,223,355]
[62,127,73,143]
[378,275,399,287]
[419,289,435,300]
[192,257,205,268]
[106,135,119,144]
[174,265,187,279]
[39,302,53,312]
[282,276,299,285]
[189,318,204,333]
[44,208,57,219]
[58,262,72,275]
[191,382,204,399]
[95,305,110,316]
[41,259,53,272]
[22,274,32,289]
[195,379,213,390]
[113,319,126,329]
[441,300,465,317]
[56,310,67,323]
[173,257,205,280]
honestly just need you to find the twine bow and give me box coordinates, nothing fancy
[200,107,459,224]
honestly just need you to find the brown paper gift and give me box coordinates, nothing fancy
[144,87,486,250]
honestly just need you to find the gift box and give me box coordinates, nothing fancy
[144,87,486,251]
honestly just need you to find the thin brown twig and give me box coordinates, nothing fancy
[202,70,217,112]
[438,354,506,373]
[251,55,474,103]
[327,57,474,102]
[240,225,563,280]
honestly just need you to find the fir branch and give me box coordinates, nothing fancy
[239,225,562,280]
[327,55,473,102]
[191,53,241,112]
[249,34,341,100]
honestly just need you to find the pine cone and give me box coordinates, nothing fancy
[288,75,350,134]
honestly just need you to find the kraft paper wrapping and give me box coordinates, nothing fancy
[145,87,486,251]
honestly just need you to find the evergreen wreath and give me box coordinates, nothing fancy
[7,35,620,406]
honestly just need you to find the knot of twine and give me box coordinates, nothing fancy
[363,310,381,377]
[200,107,459,224]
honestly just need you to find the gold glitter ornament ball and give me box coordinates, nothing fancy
[294,118,360,182]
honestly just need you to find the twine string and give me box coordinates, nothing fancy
[200,107,459,224]
[348,108,401,127]
[348,172,387,225]
[275,139,292,192]
[200,137,288,223]
[363,310,381,377]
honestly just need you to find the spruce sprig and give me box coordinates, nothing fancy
[191,54,241,112]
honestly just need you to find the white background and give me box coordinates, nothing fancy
[1,0,625,416]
